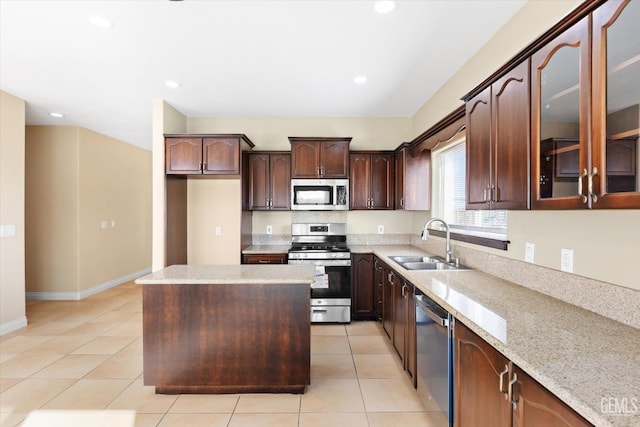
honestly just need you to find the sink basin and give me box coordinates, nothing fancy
[390,255,445,264]
[389,255,470,271]
[402,262,457,270]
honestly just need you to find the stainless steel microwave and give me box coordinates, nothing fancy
[290,179,349,211]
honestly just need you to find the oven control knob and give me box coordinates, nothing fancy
[330,253,337,258]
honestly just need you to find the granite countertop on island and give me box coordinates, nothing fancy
[358,244,640,427]
[135,264,315,285]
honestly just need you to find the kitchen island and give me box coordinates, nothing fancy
[135,264,315,394]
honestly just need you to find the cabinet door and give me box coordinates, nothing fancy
[404,148,431,211]
[382,265,393,339]
[466,86,493,209]
[248,154,270,210]
[352,254,375,318]
[270,154,291,210]
[320,140,350,178]
[454,320,511,427]
[511,365,592,427]
[370,154,394,209]
[165,137,202,174]
[349,154,372,209]
[374,258,383,320]
[592,0,640,208]
[405,283,416,386]
[290,141,320,178]
[492,60,530,210]
[531,16,591,209]
[392,276,406,362]
[203,137,240,174]
[395,148,405,209]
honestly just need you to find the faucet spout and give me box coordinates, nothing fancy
[422,218,453,263]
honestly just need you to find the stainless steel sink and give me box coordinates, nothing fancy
[390,255,445,264]
[389,255,470,271]
[402,262,458,270]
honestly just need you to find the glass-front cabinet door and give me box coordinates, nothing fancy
[592,0,640,208]
[531,16,591,209]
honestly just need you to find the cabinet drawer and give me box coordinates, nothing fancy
[242,254,287,264]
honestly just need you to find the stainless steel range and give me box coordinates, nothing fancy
[288,223,351,323]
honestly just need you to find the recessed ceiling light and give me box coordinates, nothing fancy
[88,15,114,29]
[354,75,368,84]
[374,0,397,14]
[165,80,181,89]
[49,112,65,118]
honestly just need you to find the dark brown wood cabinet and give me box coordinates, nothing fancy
[352,254,376,320]
[242,254,287,264]
[454,320,592,427]
[247,152,290,210]
[289,137,350,178]
[374,257,383,320]
[531,0,639,209]
[350,152,394,210]
[466,60,530,210]
[165,134,254,175]
[381,262,393,339]
[395,144,431,210]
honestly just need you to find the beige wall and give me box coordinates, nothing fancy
[187,180,242,264]
[25,125,152,297]
[152,100,186,271]
[187,117,412,151]
[25,127,79,293]
[0,91,26,334]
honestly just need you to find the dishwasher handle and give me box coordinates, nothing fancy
[415,294,449,328]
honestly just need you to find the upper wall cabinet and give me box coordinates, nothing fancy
[395,144,431,211]
[350,152,394,210]
[591,0,640,208]
[247,152,291,210]
[289,137,351,179]
[532,0,639,209]
[165,134,254,176]
[466,60,530,210]
[531,16,591,209]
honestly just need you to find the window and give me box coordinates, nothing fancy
[433,140,508,242]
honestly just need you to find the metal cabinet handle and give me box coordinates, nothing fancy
[483,185,488,202]
[401,284,407,297]
[509,372,518,410]
[490,184,496,203]
[199,162,203,171]
[578,168,588,203]
[589,167,598,204]
[498,365,509,399]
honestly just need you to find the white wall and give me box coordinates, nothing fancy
[0,90,26,334]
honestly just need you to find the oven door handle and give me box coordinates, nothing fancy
[288,259,352,267]
[416,295,449,328]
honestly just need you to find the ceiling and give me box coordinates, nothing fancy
[0,0,527,150]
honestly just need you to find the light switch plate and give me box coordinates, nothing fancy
[266,225,272,235]
[378,225,384,234]
[101,220,108,230]
[525,242,535,263]
[561,248,573,273]
[215,226,221,236]
[0,224,16,237]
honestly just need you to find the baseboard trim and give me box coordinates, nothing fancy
[26,268,151,301]
[0,316,28,336]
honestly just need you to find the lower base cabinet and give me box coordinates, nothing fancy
[454,320,592,427]
[352,254,376,320]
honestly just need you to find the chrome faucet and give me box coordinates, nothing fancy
[422,218,453,264]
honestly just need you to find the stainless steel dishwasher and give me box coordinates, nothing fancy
[415,289,453,427]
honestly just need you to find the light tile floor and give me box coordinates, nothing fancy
[0,280,443,426]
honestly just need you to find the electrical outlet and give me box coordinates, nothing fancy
[560,248,573,273]
[101,220,108,230]
[111,219,116,228]
[266,225,272,235]
[215,226,221,236]
[525,242,535,263]
[378,225,384,234]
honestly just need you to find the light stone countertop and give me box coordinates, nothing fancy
[135,264,316,285]
[242,245,291,254]
[359,244,640,427]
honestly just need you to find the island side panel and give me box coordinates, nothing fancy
[142,282,311,393]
